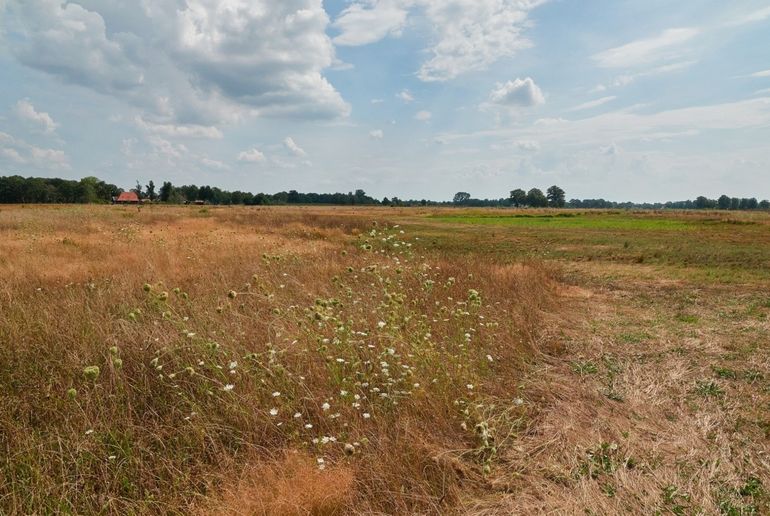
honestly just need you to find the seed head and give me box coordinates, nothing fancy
[83,365,100,381]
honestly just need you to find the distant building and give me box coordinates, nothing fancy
[114,192,141,204]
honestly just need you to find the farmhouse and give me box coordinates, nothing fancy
[114,191,140,204]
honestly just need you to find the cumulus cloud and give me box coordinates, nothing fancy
[487,78,545,107]
[333,0,409,46]
[283,137,307,156]
[5,0,350,127]
[237,148,266,162]
[414,110,432,121]
[593,28,699,68]
[14,99,57,134]
[332,0,545,82]
[417,0,545,81]
[0,130,69,169]
[369,129,384,139]
[397,89,415,102]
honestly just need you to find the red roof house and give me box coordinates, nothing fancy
[115,191,140,204]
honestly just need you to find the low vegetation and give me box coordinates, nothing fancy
[0,205,767,514]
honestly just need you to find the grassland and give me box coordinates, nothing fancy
[0,205,768,514]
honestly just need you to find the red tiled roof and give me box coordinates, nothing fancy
[116,191,139,202]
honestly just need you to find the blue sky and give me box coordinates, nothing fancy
[1,0,769,202]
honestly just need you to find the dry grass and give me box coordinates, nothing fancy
[2,204,767,514]
[0,205,552,514]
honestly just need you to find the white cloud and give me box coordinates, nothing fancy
[14,99,57,134]
[601,142,622,156]
[0,130,69,169]
[371,98,385,104]
[1,147,26,164]
[397,89,414,102]
[283,137,307,156]
[569,96,617,112]
[5,0,350,127]
[515,140,540,151]
[332,0,545,82]
[487,77,545,107]
[237,148,266,162]
[727,6,770,26]
[417,0,545,82]
[750,69,770,78]
[201,157,227,169]
[332,0,409,46]
[369,129,384,139]
[147,136,187,162]
[593,28,699,68]
[135,117,223,139]
[592,61,695,91]
[414,110,432,121]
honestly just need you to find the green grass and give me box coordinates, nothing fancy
[408,210,770,285]
[430,213,696,231]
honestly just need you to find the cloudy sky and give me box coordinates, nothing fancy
[1,0,769,202]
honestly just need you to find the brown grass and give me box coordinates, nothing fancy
[208,452,354,516]
[2,204,767,514]
[0,205,552,514]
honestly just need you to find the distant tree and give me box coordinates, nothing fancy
[568,198,583,208]
[730,197,741,210]
[133,180,143,199]
[382,197,390,205]
[453,192,471,205]
[526,188,547,207]
[287,190,300,203]
[747,198,759,210]
[159,181,173,202]
[759,199,770,210]
[509,188,527,207]
[694,196,713,209]
[546,185,566,208]
[717,194,731,210]
[145,180,157,201]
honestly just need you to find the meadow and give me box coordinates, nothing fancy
[0,205,767,514]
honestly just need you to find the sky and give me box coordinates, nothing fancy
[1,0,769,202]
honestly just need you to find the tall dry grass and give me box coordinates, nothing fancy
[0,205,553,514]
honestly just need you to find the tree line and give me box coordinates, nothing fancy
[1,174,768,210]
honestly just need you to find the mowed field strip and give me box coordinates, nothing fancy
[0,205,768,514]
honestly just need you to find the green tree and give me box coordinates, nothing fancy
[145,180,157,201]
[133,181,143,199]
[546,185,566,207]
[159,181,173,202]
[509,188,526,207]
[717,195,731,210]
[526,188,547,207]
[453,192,471,205]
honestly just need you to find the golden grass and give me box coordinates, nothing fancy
[1,204,767,514]
[0,205,552,514]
